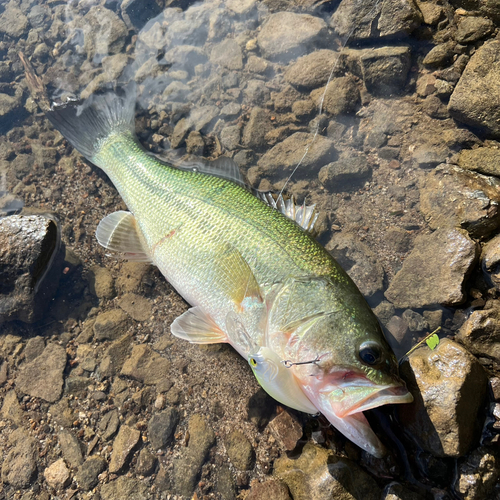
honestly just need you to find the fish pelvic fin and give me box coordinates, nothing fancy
[171,307,227,344]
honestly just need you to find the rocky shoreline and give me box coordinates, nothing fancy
[1,0,500,499]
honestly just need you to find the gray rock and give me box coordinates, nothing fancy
[318,153,371,192]
[99,334,133,378]
[0,5,28,37]
[109,425,141,473]
[274,442,381,500]
[220,125,241,151]
[359,46,411,96]
[121,344,170,384]
[24,336,46,363]
[454,446,500,500]
[258,132,336,179]
[98,409,120,441]
[385,228,478,309]
[44,458,70,490]
[402,309,427,332]
[284,50,339,89]
[1,429,37,488]
[399,339,488,457]
[27,4,50,29]
[373,301,396,326]
[225,430,255,470]
[220,102,241,118]
[148,408,179,450]
[326,232,385,301]
[0,215,64,324]
[65,375,93,395]
[411,144,449,168]
[117,293,152,322]
[1,390,23,426]
[210,39,243,70]
[423,41,456,68]
[189,106,220,133]
[88,265,115,299]
[16,344,66,403]
[121,0,162,30]
[215,465,236,500]
[172,414,216,497]
[257,12,328,62]
[330,0,422,41]
[244,79,270,104]
[246,478,291,500]
[101,476,150,500]
[136,448,157,476]
[482,233,500,291]
[385,227,411,253]
[93,309,130,341]
[242,107,272,150]
[310,76,360,116]
[419,165,500,239]
[457,306,500,365]
[455,16,494,44]
[422,95,449,119]
[458,147,500,177]
[74,456,107,491]
[58,430,84,468]
[449,40,500,137]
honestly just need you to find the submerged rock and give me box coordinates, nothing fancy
[319,153,371,192]
[399,339,488,457]
[0,214,64,323]
[1,429,37,488]
[482,233,500,291]
[274,442,381,500]
[109,425,141,474]
[284,50,339,89]
[419,165,500,239]
[100,476,150,500]
[449,40,500,137]
[246,478,291,500]
[458,147,500,177]
[310,76,360,116]
[224,430,255,470]
[385,228,478,309]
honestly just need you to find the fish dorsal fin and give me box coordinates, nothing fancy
[152,150,246,188]
[96,211,152,262]
[256,192,319,233]
[171,306,227,344]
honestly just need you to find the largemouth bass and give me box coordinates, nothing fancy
[24,68,412,456]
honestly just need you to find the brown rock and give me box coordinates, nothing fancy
[246,478,291,500]
[399,339,488,457]
[117,293,152,322]
[284,50,339,89]
[310,76,359,116]
[44,459,70,489]
[458,147,500,177]
[121,344,170,384]
[109,425,141,473]
[268,410,303,451]
[93,308,130,341]
[88,265,115,299]
[224,430,255,470]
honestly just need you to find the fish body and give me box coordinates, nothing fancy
[41,87,412,457]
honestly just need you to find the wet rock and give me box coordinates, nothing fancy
[77,6,128,60]
[373,301,396,326]
[268,410,303,451]
[274,442,381,500]
[117,293,152,322]
[172,414,216,496]
[242,107,272,150]
[402,309,427,332]
[98,409,120,441]
[109,425,141,473]
[246,478,292,500]
[210,39,243,70]
[455,16,494,44]
[449,40,500,137]
[382,482,426,500]
[399,339,488,457]
[258,132,336,180]
[385,227,411,253]
[225,430,255,470]
[88,265,115,299]
[482,233,500,291]
[385,228,478,309]
[121,0,163,30]
[214,464,236,500]
[318,153,371,192]
[99,333,133,378]
[93,309,130,341]
[24,336,45,363]
[1,390,23,426]
[244,79,271,105]
[0,5,28,37]
[148,408,179,450]
[100,476,150,500]
[220,125,241,151]
[411,144,449,168]
[121,344,170,384]
[1,429,37,488]
[0,215,64,323]
[422,95,449,119]
[257,12,328,62]
[16,343,66,403]
[74,456,107,491]
[331,0,422,41]
[419,165,500,239]
[116,262,150,293]
[458,147,500,177]
[44,459,70,490]
[326,232,385,301]
[58,430,84,468]
[136,448,157,476]
[284,50,338,89]
[423,41,456,68]
[457,306,500,365]
[454,446,500,500]
[359,46,411,96]
[310,76,360,116]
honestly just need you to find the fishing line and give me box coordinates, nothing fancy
[279,0,383,198]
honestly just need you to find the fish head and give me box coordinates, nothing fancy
[274,295,412,457]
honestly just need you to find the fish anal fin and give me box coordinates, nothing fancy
[171,307,227,344]
[96,211,152,262]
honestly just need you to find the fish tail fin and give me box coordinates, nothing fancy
[20,52,136,162]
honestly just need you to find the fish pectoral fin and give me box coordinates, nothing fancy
[96,211,152,262]
[171,307,227,344]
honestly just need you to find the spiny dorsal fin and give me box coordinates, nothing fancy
[256,192,320,233]
[96,211,152,262]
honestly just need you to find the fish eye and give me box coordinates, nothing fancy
[358,342,382,366]
[249,358,257,367]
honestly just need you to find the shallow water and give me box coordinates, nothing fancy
[0,0,500,499]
